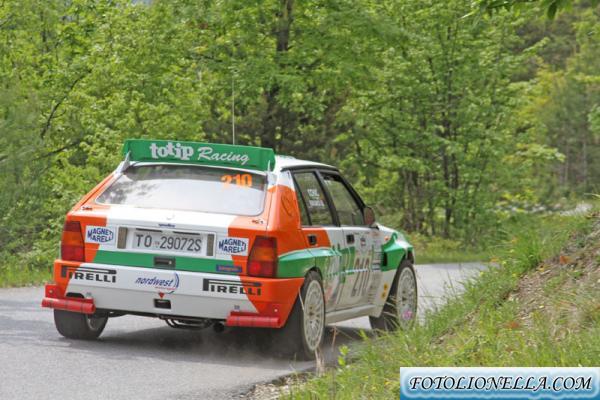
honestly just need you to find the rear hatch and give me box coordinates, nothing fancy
[79,163,269,274]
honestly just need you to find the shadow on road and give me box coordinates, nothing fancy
[54,320,370,370]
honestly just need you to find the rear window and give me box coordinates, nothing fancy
[96,164,267,216]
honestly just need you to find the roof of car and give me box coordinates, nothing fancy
[274,155,337,172]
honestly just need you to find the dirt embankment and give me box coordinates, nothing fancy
[514,215,600,336]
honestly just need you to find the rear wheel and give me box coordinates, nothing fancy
[54,309,108,340]
[272,270,325,360]
[370,258,417,331]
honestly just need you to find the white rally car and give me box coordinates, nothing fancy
[42,139,417,359]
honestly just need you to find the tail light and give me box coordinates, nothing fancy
[247,236,277,278]
[61,221,85,261]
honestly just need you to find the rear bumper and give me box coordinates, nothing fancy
[43,260,304,328]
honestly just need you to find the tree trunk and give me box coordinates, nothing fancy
[261,0,294,151]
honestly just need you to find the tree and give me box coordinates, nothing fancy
[192,0,395,160]
[518,7,600,195]
[473,0,600,19]
[335,0,555,240]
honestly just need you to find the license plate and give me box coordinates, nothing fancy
[132,230,205,255]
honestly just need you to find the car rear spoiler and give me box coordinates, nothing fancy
[121,139,276,172]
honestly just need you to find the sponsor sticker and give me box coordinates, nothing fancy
[359,235,367,249]
[203,278,261,296]
[308,199,325,207]
[216,236,249,256]
[134,273,180,294]
[400,367,600,400]
[61,266,117,284]
[85,225,116,245]
[148,142,251,165]
[216,264,243,274]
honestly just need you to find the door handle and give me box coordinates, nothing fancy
[307,234,317,246]
[346,234,355,244]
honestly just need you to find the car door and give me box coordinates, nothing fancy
[292,170,347,312]
[318,171,381,310]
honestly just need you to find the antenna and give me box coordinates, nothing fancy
[231,74,236,145]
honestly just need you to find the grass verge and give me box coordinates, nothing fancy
[408,233,490,264]
[286,208,600,399]
[0,242,54,287]
[0,265,51,287]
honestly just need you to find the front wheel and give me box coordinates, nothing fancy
[271,271,325,360]
[370,258,417,331]
[54,309,108,340]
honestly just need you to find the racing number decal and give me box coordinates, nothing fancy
[221,174,253,187]
[350,256,372,297]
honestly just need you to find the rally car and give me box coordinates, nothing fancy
[42,139,417,359]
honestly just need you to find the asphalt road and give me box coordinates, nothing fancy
[0,262,487,400]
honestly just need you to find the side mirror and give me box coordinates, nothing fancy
[363,206,376,227]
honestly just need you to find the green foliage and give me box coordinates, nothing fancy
[336,1,552,241]
[517,6,600,197]
[472,0,600,19]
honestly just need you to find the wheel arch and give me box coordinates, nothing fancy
[277,247,331,279]
[381,231,414,272]
[406,250,415,264]
[370,241,417,324]
[306,265,322,280]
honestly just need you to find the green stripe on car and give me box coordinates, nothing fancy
[93,250,235,273]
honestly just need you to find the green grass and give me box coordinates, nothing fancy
[406,214,551,264]
[0,242,54,287]
[410,235,490,264]
[0,265,51,287]
[286,210,600,399]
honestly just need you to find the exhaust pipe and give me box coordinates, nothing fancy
[213,322,225,333]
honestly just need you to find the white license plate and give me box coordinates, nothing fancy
[132,230,206,255]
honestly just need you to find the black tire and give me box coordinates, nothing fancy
[369,258,417,332]
[54,309,108,340]
[271,270,325,360]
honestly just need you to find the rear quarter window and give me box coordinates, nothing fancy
[96,164,267,216]
[293,172,334,226]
